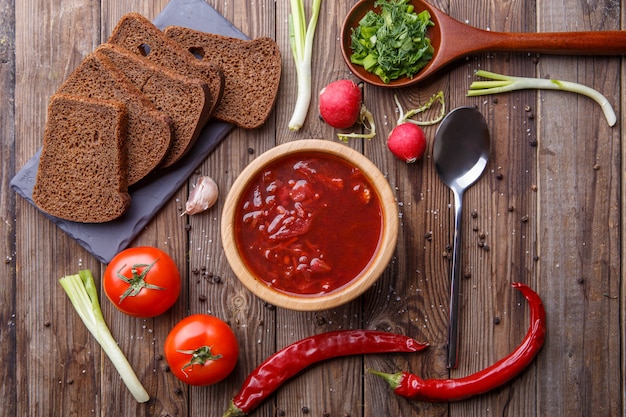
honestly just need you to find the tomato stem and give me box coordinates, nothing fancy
[116,259,166,303]
[178,345,223,377]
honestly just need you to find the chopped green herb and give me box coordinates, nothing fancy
[350,0,434,84]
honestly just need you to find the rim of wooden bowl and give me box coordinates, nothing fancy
[221,139,399,311]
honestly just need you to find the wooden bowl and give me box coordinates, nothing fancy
[340,0,438,88]
[221,140,398,311]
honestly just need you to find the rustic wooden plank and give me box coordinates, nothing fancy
[14,1,106,416]
[622,47,626,417]
[184,2,279,417]
[447,0,542,417]
[0,0,16,416]
[7,0,626,416]
[97,2,190,416]
[536,0,622,416]
[271,2,367,417]
[361,67,451,417]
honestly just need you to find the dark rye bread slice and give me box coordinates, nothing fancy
[164,27,281,129]
[96,43,210,168]
[33,94,131,223]
[56,52,173,185]
[107,12,224,124]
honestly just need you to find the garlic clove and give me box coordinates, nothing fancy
[182,176,219,216]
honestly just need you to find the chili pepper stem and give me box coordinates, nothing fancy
[222,401,246,417]
[368,369,403,390]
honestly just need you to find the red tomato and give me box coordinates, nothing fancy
[103,246,181,318]
[164,314,239,386]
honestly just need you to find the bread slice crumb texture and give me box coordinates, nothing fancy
[57,52,173,185]
[164,27,282,129]
[108,12,224,123]
[96,43,210,168]
[33,94,131,223]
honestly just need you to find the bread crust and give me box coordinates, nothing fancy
[57,52,174,185]
[96,43,210,168]
[33,94,131,223]
[164,27,282,129]
[108,12,224,125]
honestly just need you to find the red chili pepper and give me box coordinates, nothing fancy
[221,330,429,417]
[371,282,546,402]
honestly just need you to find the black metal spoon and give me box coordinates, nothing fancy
[433,107,490,369]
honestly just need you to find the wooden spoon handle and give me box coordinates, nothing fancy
[430,10,626,81]
[483,30,626,55]
[417,3,626,84]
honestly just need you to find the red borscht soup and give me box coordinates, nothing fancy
[234,152,383,296]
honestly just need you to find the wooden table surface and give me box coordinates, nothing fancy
[1,0,623,416]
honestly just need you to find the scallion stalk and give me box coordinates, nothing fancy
[59,270,150,403]
[467,70,616,127]
[288,0,322,131]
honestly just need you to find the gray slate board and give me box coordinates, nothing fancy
[10,0,247,263]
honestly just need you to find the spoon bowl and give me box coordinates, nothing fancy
[433,107,490,368]
[341,0,626,87]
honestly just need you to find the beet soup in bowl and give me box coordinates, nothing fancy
[221,139,398,311]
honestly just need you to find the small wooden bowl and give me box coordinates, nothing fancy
[221,140,398,311]
[341,0,438,88]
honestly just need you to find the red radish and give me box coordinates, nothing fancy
[387,93,446,163]
[319,80,362,129]
[318,79,376,141]
[387,123,427,163]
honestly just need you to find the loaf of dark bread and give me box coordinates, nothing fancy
[164,27,282,129]
[107,12,224,124]
[56,52,173,185]
[33,94,131,223]
[96,43,210,168]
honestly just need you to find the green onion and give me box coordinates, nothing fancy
[288,0,322,131]
[59,270,150,403]
[468,70,616,127]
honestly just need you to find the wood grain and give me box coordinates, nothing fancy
[0,1,16,415]
[536,0,622,415]
[2,0,624,416]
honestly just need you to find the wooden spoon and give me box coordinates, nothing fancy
[341,0,626,87]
